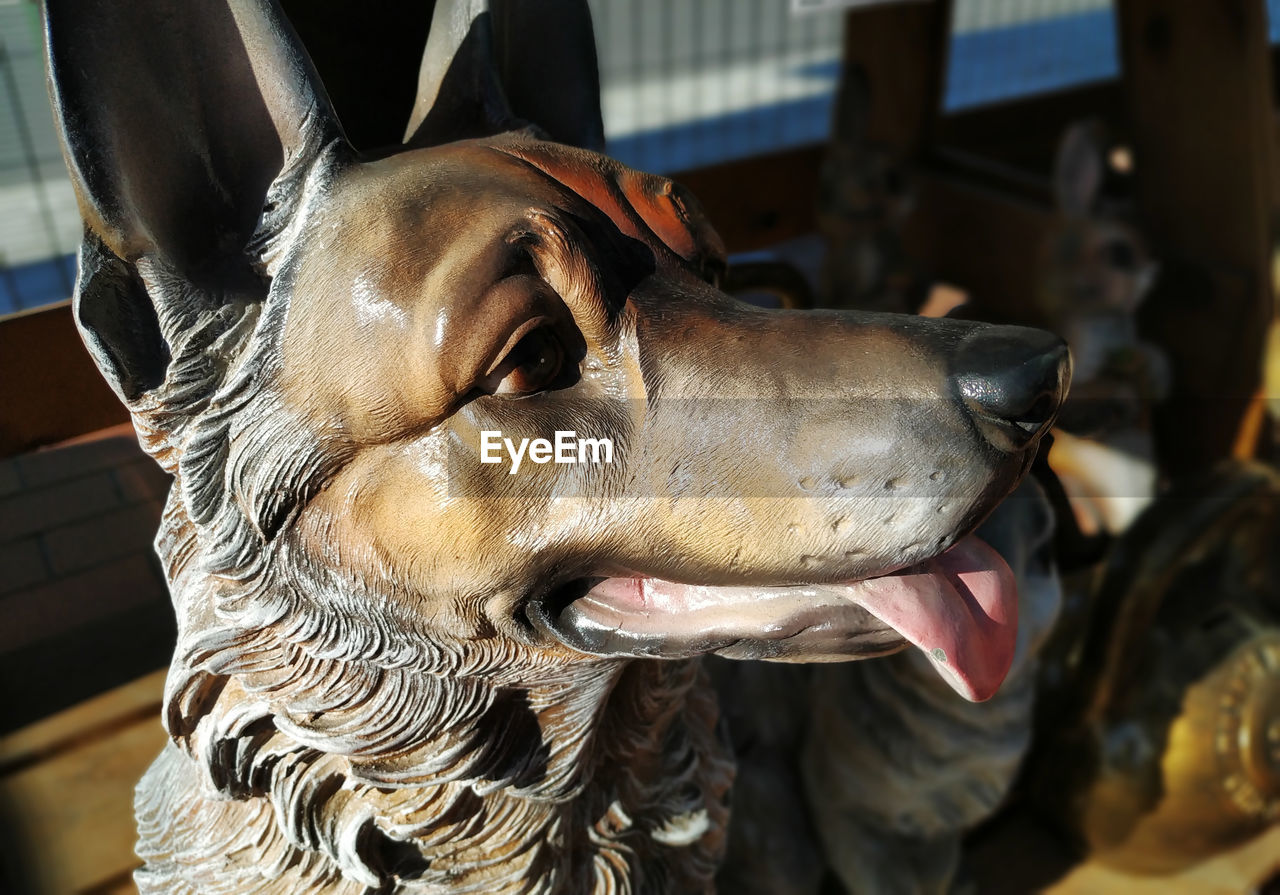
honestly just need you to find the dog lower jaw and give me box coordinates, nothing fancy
[537,587,911,663]
[536,535,1019,702]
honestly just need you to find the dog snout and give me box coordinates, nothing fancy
[953,326,1070,450]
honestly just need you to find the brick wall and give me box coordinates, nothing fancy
[0,424,174,733]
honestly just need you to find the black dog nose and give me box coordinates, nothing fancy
[953,326,1070,449]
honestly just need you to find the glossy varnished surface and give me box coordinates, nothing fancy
[40,0,1068,891]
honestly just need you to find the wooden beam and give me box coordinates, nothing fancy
[1115,0,1277,477]
[0,670,166,894]
[673,145,825,254]
[903,169,1056,325]
[967,807,1280,895]
[0,303,128,458]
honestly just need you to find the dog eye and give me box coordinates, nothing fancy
[494,327,565,396]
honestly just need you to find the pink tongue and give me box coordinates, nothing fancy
[845,536,1018,701]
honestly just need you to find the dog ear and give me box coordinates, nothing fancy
[404,0,604,151]
[44,0,343,402]
[1053,121,1108,219]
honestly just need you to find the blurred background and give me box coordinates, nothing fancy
[5,0,1280,892]
[0,0,1228,314]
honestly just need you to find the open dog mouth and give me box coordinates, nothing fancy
[534,535,1018,702]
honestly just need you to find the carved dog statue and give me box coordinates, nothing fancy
[42,1,1068,891]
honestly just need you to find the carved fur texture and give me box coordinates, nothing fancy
[118,242,732,891]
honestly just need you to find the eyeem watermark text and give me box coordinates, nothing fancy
[480,430,615,474]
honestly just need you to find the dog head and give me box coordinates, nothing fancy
[47,0,1067,706]
[1042,120,1157,327]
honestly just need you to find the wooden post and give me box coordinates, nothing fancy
[840,0,953,155]
[1115,0,1276,477]
[820,0,953,312]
